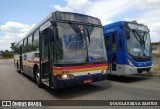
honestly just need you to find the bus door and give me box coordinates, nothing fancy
[105,30,124,74]
[19,45,23,70]
[111,33,117,71]
[40,29,50,86]
[104,32,117,73]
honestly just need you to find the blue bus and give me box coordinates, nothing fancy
[103,21,153,75]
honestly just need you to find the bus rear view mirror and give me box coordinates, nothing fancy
[124,26,130,39]
[125,30,130,39]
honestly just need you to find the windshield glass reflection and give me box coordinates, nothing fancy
[55,22,107,64]
[126,28,151,57]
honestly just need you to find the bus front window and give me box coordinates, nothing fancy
[56,22,87,64]
[55,22,107,64]
[86,26,107,62]
[126,29,151,58]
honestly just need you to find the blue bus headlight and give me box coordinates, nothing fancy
[127,59,134,67]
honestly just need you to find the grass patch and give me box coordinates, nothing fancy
[151,64,160,77]
[143,54,160,77]
[152,54,160,62]
[143,64,160,78]
[0,58,13,60]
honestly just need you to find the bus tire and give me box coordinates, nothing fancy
[36,69,43,88]
[17,62,21,73]
[18,70,21,73]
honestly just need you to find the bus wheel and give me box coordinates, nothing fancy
[36,69,43,88]
[18,70,21,73]
[17,62,21,73]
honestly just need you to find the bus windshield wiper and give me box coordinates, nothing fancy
[86,26,95,42]
[68,21,83,40]
[133,30,147,57]
[134,30,147,45]
[142,32,146,44]
[68,21,78,33]
[87,28,90,42]
[133,30,142,45]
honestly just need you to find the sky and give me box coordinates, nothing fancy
[0,0,160,50]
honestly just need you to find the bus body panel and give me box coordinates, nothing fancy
[14,11,109,89]
[52,64,108,88]
[23,51,40,78]
[104,24,125,74]
[52,73,108,89]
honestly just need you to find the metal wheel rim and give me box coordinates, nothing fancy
[36,72,40,83]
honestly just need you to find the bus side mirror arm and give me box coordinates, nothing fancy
[50,18,56,26]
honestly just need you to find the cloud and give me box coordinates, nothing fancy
[51,5,73,12]
[137,11,160,42]
[52,0,92,13]
[124,0,160,42]
[139,0,160,10]
[51,0,137,24]
[66,0,92,10]
[85,0,148,25]
[51,0,160,42]
[0,21,35,50]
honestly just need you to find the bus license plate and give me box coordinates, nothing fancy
[83,79,92,84]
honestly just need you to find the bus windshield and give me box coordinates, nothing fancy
[55,22,107,64]
[126,28,151,58]
[86,26,107,62]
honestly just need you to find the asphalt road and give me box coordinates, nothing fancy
[0,59,160,109]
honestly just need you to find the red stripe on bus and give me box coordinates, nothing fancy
[53,64,108,70]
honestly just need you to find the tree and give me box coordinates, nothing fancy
[0,50,3,58]
[0,50,3,54]
[0,42,17,58]
[1,50,13,58]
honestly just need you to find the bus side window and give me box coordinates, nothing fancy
[27,35,33,52]
[112,34,116,52]
[104,36,109,51]
[23,38,27,53]
[33,30,39,51]
[118,32,123,50]
[14,43,19,54]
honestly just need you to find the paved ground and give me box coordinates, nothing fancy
[0,59,160,109]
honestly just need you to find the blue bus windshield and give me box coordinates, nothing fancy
[126,28,151,57]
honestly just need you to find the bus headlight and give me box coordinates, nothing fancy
[61,74,74,79]
[62,74,68,79]
[127,59,134,67]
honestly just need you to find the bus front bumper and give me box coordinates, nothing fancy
[52,73,108,89]
[125,65,153,75]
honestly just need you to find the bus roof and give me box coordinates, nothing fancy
[103,21,125,29]
[103,21,148,30]
[15,11,101,45]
